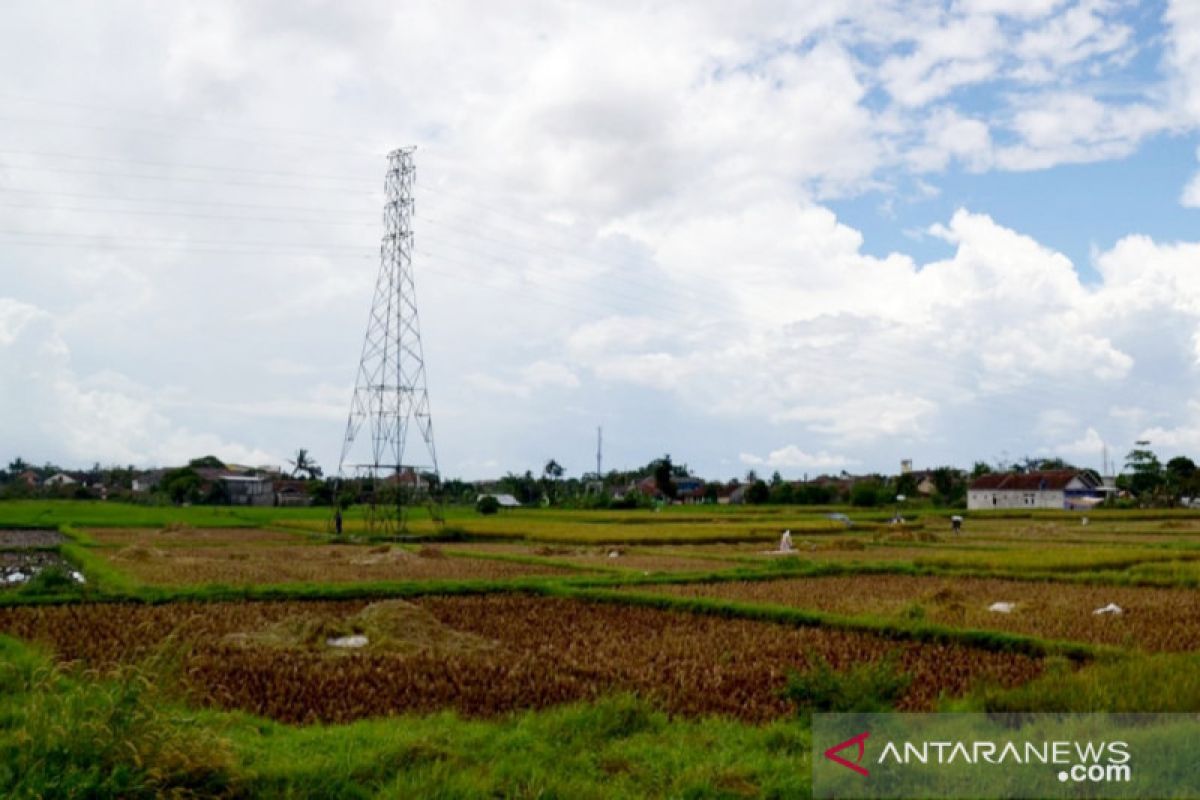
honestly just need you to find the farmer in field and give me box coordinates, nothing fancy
[951,515,963,535]
[779,529,793,553]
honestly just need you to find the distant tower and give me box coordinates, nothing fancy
[596,426,603,478]
[336,147,440,534]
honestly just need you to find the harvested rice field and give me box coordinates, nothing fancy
[0,595,1044,723]
[97,542,581,585]
[87,526,309,548]
[442,542,745,573]
[633,575,1200,650]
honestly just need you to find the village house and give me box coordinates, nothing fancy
[193,467,276,506]
[43,472,78,487]
[632,475,705,503]
[476,493,521,508]
[967,469,1105,511]
[217,474,274,506]
[131,469,166,493]
[274,479,313,507]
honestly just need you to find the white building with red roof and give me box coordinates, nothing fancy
[967,469,1104,511]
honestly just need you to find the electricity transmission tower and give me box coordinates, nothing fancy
[335,147,441,535]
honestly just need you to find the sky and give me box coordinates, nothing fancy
[2,0,1200,481]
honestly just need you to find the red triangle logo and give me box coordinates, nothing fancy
[824,731,871,777]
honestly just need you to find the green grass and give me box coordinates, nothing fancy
[0,500,267,529]
[220,695,810,799]
[966,652,1200,713]
[0,635,236,798]
[0,499,916,542]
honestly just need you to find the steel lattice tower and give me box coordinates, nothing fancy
[336,147,440,535]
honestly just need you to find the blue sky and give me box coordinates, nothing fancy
[3,0,1200,480]
[832,1,1193,278]
[832,132,1199,281]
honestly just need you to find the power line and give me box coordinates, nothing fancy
[0,191,1109,422]
[420,214,716,316]
[0,200,374,228]
[0,226,370,252]
[418,233,710,324]
[416,246,630,320]
[0,114,380,157]
[0,148,372,184]
[0,185,372,216]
[0,93,380,151]
[0,148,1118,422]
[422,183,609,249]
[0,161,375,194]
[0,238,373,258]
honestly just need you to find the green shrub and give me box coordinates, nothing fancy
[0,647,236,798]
[850,483,882,507]
[476,495,501,515]
[17,566,80,597]
[782,651,911,714]
[975,653,1200,714]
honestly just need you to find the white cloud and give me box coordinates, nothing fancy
[1166,0,1200,122]
[1138,402,1200,455]
[1183,149,1200,207]
[1036,409,1079,440]
[465,361,581,399]
[1011,0,1132,73]
[774,394,939,441]
[879,13,1004,108]
[1044,426,1107,460]
[1109,406,1152,429]
[908,108,994,172]
[995,93,1173,170]
[521,361,580,391]
[0,298,46,347]
[739,446,855,470]
[564,205,1200,463]
[0,297,278,467]
[1094,235,1200,317]
[1183,173,1200,208]
[955,0,1067,19]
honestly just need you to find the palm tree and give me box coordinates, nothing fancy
[288,449,323,480]
[542,459,565,504]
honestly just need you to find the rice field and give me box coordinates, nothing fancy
[100,540,583,586]
[0,595,1044,723]
[6,500,1200,796]
[440,542,745,573]
[86,526,307,548]
[630,575,1200,651]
